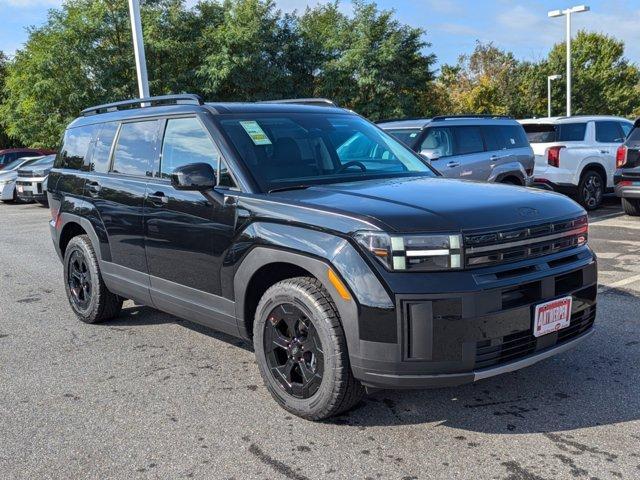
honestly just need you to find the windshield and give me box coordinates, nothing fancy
[523,123,587,143]
[217,113,434,192]
[384,128,422,148]
[30,154,56,167]
[2,158,34,171]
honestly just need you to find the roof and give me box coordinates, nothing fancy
[378,115,521,130]
[519,115,633,124]
[68,101,350,129]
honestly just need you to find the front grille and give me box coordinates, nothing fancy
[475,306,595,369]
[17,170,36,178]
[464,216,588,268]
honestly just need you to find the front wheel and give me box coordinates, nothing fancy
[63,235,123,323]
[622,198,640,216]
[578,170,604,210]
[253,277,364,420]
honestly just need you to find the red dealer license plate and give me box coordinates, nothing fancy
[533,296,572,338]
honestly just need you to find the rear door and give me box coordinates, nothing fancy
[595,120,626,187]
[450,125,487,180]
[143,115,239,336]
[88,118,161,304]
[482,124,533,177]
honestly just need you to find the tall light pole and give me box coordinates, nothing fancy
[548,5,589,117]
[547,74,562,117]
[128,0,150,99]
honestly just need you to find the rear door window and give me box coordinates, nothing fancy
[595,121,624,143]
[111,120,159,177]
[160,117,219,179]
[453,126,484,155]
[56,125,99,170]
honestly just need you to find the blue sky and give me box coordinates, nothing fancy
[1,0,639,71]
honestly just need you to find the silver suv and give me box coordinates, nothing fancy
[378,115,534,185]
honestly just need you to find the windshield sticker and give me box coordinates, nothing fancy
[240,121,272,145]
[410,133,418,137]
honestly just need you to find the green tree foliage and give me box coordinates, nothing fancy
[544,31,640,117]
[0,50,16,148]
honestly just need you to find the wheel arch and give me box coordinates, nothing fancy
[57,212,108,262]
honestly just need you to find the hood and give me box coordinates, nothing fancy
[270,176,584,233]
[0,170,17,181]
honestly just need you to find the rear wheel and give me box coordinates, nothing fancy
[253,277,364,420]
[63,235,123,323]
[622,198,640,216]
[578,170,604,210]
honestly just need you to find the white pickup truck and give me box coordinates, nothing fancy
[519,116,633,210]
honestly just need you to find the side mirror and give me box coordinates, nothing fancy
[171,163,216,191]
[420,150,440,161]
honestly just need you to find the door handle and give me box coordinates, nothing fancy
[600,150,608,154]
[446,161,460,168]
[147,191,168,206]
[86,181,101,197]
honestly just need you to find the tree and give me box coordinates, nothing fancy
[544,31,640,117]
[0,50,16,148]
[300,0,436,121]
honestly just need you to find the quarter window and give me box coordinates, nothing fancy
[56,125,98,170]
[595,121,624,143]
[91,122,118,173]
[111,120,158,177]
[160,117,219,179]
[218,158,237,188]
[557,123,587,142]
[620,122,633,138]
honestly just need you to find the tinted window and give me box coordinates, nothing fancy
[595,121,624,143]
[557,123,587,142]
[56,125,97,169]
[218,114,432,192]
[453,126,484,155]
[523,123,587,143]
[627,127,640,142]
[620,122,633,138]
[420,127,454,158]
[111,121,158,176]
[160,117,219,178]
[92,122,118,173]
[483,125,529,151]
[385,129,422,147]
[0,152,16,165]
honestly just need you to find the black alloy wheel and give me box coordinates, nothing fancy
[67,250,92,311]
[264,303,324,399]
[579,171,604,210]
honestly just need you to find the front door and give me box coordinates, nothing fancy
[143,116,239,335]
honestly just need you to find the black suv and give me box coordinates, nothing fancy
[615,117,640,216]
[48,95,597,420]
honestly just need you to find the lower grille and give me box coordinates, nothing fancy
[475,306,595,369]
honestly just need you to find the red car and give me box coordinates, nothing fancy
[0,148,56,171]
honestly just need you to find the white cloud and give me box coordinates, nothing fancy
[0,0,61,7]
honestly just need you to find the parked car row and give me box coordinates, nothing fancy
[0,154,56,205]
[45,94,597,420]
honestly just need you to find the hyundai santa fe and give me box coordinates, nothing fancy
[48,95,597,420]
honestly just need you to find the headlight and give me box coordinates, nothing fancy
[353,231,463,271]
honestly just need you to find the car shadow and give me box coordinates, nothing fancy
[99,304,253,353]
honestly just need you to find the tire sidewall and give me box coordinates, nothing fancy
[63,237,101,322]
[253,283,342,418]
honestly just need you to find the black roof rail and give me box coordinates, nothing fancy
[431,114,513,121]
[258,98,338,107]
[81,94,204,117]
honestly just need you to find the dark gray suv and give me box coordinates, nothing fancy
[378,115,534,186]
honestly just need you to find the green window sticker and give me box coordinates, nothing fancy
[239,121,272,145]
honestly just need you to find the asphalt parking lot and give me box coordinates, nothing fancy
[1,196,639,480]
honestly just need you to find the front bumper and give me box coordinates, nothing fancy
[15,177,47,202]
[350,246,597,389]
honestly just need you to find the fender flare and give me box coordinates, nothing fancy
[489,162,527,184]
[56,212,103,262]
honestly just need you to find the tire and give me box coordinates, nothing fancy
[253,277,364,421]
[622,198,640,216]
[577,170,604,210]
[63,235,123,324]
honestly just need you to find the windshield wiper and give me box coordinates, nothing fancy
[268,185,311,193]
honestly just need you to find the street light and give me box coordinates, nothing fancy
[128,0,150,99]
[547,74,562,117]
[548,5,590,117]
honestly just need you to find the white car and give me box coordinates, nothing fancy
[519,116,633,210]
[0,156,43,203]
